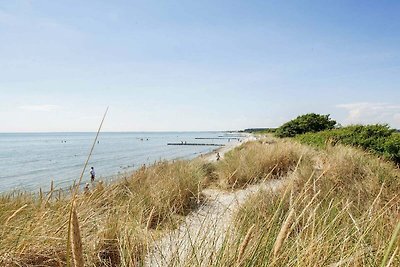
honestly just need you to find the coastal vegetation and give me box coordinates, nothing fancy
[295,124,400,164]
[275,113,337,138]
[0,160,208,266]
[242,128,277,134]
[216,140,312,189]
[274,113,400,164]
[229,141,399,266]
[0,120,399,266]
[148,137,400,266]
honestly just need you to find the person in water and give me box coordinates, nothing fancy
[90,167,96,182]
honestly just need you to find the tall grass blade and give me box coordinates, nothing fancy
[66,107,108,267]
[381,220,400,267]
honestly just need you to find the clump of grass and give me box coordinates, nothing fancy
[305,145,400,211]
[0,159,208,266]
[216,139,313,188]
[143,160,206,216]
[226,142,400,266]
[201,162,218,186]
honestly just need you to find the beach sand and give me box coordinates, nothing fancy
[202,133,255,162]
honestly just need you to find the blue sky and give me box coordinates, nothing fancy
[1,0,399,131]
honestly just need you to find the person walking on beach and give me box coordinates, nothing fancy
[216,152,221,161]
[90,167,96,182]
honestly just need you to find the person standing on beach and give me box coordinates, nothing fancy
[90,167,96,182]
[216,152,221,161]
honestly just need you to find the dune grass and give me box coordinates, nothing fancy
[215,138,314,189]
[0,160,207,266]
[150,138,399,266]
[220,143,400,266]
[0,137,399,266]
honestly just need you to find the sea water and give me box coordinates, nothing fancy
[0,132,242,193]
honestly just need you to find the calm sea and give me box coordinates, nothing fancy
[0,132,240,193]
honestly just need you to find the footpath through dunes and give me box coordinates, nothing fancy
[145,179,287,266]
[145,136,305,266]
[145,134,264,266]
[145,136,400,267]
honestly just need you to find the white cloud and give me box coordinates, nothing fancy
[336,102,400,128]
[19,104,60,112]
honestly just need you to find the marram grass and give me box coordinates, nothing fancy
[0,137,398,266]
[0,160,207,266]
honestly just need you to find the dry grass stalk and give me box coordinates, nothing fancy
[43,190,54,208]
[236,224,255,266]
[146,206,156,230]
[273,208,295,257]
[65,108,108,267]
[70,206,84,267]
[328,247,372,267]
[385,246,398,267]
[5,204,28,225]
[289,186,294,208]
[381,220,400,267]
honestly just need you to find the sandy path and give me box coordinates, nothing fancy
[144,133,271,266]
[145,179,286,266]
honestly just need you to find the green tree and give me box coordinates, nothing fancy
[276,113,336,138]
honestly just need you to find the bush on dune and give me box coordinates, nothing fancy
[384,133,400,163]
[275,113,337,138]
[296,124,400,164]
[274,113,400,164]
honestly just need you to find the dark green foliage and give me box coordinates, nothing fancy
[296,124,400,164]
[242,128,276,134]
[275,113,337,137]
[384,133,400,163]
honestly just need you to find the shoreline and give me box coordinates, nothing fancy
[94,133,254,187]
[85,134,255,192]
[2,133,253,196]
[201,133,255,162]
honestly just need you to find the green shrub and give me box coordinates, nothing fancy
[384,133,400,163]
[275,113,336,138]
[295,124,400,164]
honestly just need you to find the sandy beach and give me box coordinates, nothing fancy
[202,133,255,162]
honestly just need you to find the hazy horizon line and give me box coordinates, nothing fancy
[0,130,244,134]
